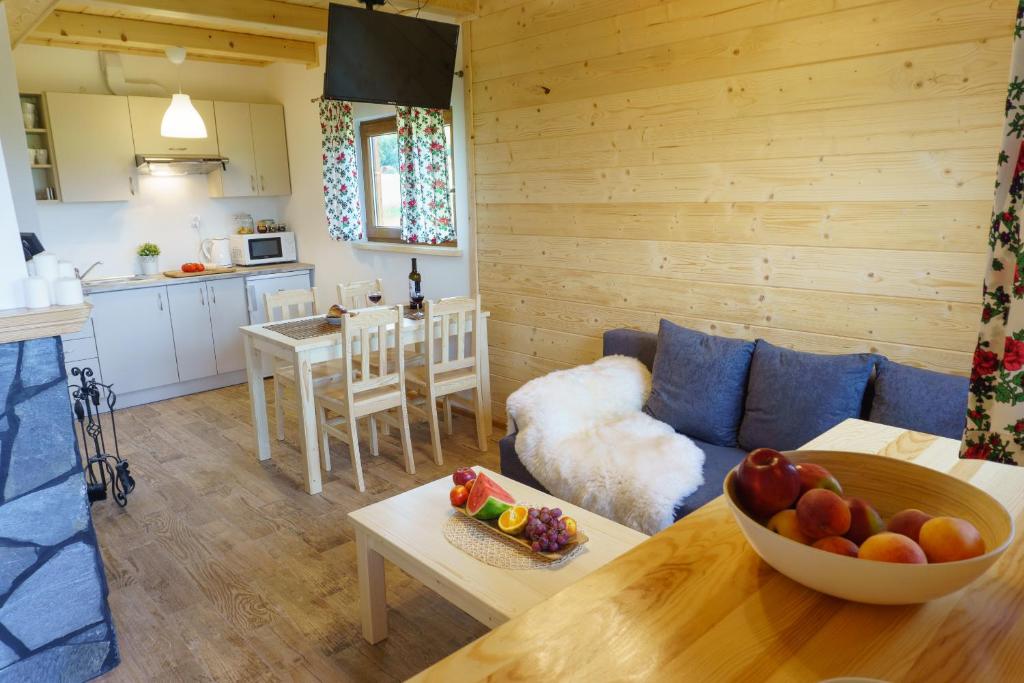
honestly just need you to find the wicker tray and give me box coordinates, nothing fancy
[453,506,588,561]
[265,317,340,340]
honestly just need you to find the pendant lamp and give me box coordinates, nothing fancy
[161,47,207,139]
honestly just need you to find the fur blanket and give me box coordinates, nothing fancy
[506,355,705,535]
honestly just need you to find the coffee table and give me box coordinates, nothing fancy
[347,467,648,643]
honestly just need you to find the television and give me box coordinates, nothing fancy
[324,4,460,109]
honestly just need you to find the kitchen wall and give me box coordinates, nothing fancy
[466,0,1010,418]
[12,45,288,277]
[267,40,473,307]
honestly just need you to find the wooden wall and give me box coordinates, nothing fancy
[466,0,1014,419]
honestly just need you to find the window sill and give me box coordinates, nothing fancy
[353,241,464,257]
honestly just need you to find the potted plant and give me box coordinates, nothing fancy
[137,243,161,275]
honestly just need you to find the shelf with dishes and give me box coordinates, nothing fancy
[20,93,61,202]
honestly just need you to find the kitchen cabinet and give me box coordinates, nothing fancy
[209,101,257,197]
[166,281,218,382]
[90,287,179,394]
[251,104,291,196]
[128,96,219,156]
[208,277,249,374]
[209,102,290,197]
[47,92,136,202]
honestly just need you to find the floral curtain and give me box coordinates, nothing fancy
[396,106,455,244]
[320,100,362,241]
[962,4,1024,465]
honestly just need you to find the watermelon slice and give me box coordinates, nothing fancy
[465,473,515,520]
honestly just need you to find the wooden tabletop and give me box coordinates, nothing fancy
[412,419,1024,682]
[348,467,647,629]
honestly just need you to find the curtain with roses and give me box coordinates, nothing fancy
[320,100,362,241]
[396,106,455,244]
[962,4,1024,466]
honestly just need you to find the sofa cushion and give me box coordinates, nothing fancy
[672,438,746,520]
[644,320,755,447]
[738,340,876,451]
[868,358,969,440]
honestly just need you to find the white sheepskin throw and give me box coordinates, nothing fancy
[506,355,705,535]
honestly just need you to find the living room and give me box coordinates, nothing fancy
[0,0,1022,680]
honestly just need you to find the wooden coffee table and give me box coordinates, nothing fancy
[347,467,648,643]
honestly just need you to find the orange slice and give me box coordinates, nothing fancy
[498,505,529,535]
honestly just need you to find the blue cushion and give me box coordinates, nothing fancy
[644,320,755,447]
[672,438,746,519]
[738,340,876,451]
[868,358,969,439]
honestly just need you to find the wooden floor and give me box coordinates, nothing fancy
[91,380,499,681]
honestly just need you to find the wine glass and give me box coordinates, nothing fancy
[367,289,383,306]
[410,292,425,314]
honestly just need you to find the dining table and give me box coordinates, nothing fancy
[240,309,492,495]
[412,418,1024,682]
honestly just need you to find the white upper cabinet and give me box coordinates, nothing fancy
[210,102,290,198]
[47,92,136,202]
[209,101,258,197]
[128,96,219,156]
[251,103,291,196]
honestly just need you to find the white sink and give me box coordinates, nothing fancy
[83,275,151,285]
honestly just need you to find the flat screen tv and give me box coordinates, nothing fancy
[324,5,460,109]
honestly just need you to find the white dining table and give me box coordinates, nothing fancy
[240,310,492,494]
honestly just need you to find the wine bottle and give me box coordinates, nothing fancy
[408,258,422,310]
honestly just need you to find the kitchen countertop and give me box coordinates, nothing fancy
[82,262,315,294]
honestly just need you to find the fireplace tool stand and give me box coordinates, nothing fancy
[70,366,135,506]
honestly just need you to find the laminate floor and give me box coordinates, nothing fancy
[91,381,498,681]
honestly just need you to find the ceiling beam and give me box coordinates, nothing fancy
[23,37,272,67]
[67,0,328,36]
[32,10,318,64]
[5,0,60,46]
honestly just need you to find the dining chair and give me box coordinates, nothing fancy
[406,295,489,465]
[337,278,385,310]
[264,287,344,441]
[315,305,415,492]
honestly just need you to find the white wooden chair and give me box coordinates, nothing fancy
[315,305,415,492]
[264,287,344,441]
[337,278,385,310]
[406,296,489,465]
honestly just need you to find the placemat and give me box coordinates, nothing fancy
[442,512,583,570]
[265,317,339,340]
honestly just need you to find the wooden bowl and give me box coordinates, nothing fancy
[723,450,1014,604]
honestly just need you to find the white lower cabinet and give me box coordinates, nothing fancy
[167,281,218,382]
[208,277,250,374]
[90,287,180,394]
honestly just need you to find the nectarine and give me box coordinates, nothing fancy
[887,508,933,543]
[812,536,859,557]
[767,509,811,545]
[858,532,927,564]
[796,462,843,496]
[918,517,985,563]
[796,489,851,540]
[845,497,885,545]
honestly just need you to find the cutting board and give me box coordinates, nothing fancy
[163,266,237,278]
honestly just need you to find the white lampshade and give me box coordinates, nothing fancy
[161,93,207,138]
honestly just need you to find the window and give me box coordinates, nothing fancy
[359,112,456,244]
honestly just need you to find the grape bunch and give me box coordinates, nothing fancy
[525,506,571,552]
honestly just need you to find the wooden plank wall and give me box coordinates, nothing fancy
[467,0,1014,420]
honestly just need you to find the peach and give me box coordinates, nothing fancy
[795,462,843,496]
[796,489,851,540]
[845,497,885,545]
[858,532,927,564]
[887,508,933,543]
[918,517,986,563]
[812,536,859,557]
[767,509,811,545]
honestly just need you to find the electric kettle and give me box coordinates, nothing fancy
[201,238,232,267]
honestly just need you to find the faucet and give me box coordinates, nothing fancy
[76,261,103,280]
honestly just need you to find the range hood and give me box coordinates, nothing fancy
[135,154,228,176]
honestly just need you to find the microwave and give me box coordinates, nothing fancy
[229,232,297,266]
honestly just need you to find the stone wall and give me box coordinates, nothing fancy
[0,337,119,680]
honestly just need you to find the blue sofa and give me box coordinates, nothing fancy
[500,327,970,522]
